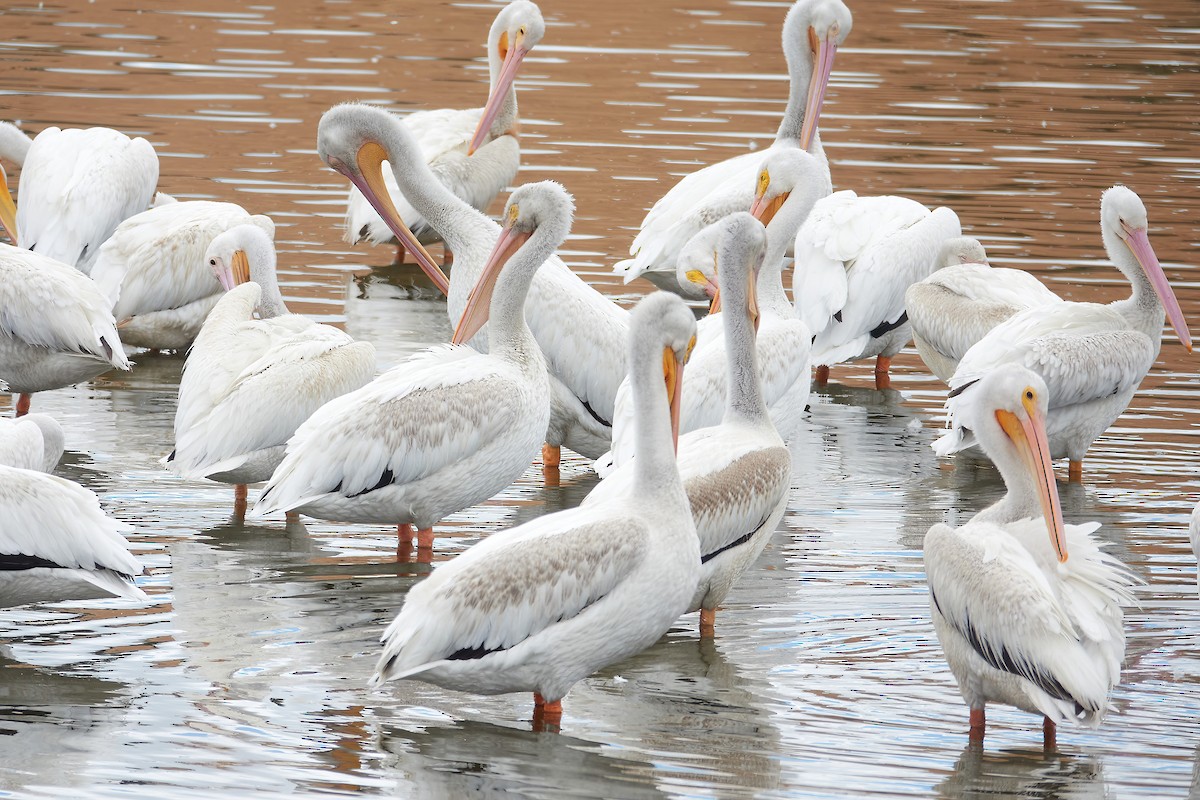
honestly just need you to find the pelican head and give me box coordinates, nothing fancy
[950,364,1067,562]
[717,213,767,335]
[784,0,853,150]
[936,236,990,268]
[0,162,16,246]
[453,180,574,345]
[1100,184,1191,352]
[632,293,698,454]
[469,1,546,155]
[748,149,818,228]
[316,104,450,294]
[676,222,722,313]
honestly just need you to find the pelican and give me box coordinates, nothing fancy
[907,237,1065,382]
[589,215,789,638]
[319,102,628,462]
[924,363,1136,745]
[344,1,544,261]
[795,191,962,389]
[935,185,1192,481]
[0,412,146,608]
[16,126,159,275]
[255,182,568,558]
[0,243,130,416]
[0,121,33,167]
[166,224,375,516]
[371,292,699,730]
[600,151,820,472]
[614,0,850,295]
[89,202,275,353]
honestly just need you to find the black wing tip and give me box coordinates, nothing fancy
[947,378,980,399]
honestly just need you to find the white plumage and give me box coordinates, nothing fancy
[15,126,159,274]
[90,201,275,352]
[0,121,33,167]
[924,363,1136,741]
[370,292,700,727]
[167,225,375,492]
[1190,503,1200,597]
[344,1,543,254]
[796,190,962,388]
[0,414,63,473]
[614,0,849,295]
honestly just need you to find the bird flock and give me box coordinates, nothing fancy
[0,0,1193,746]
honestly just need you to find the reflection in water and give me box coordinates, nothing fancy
[937,744,1111,800]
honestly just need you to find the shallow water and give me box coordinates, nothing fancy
[1,0,1199,797]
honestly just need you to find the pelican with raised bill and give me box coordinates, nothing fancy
[344,1,543,263]
[924,363,1137,746]
[935,185,1193,481]
[255,182,568,560]
[589,214,790,638]
[371,292,700,731]
[166,225,376,518]
[614,0,849,296]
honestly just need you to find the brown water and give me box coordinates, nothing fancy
[1,0,1198,797]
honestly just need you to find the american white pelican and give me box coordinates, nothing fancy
[590,215,789,638]
[614,0,850,295]
[370,291,700,730]
[795,191,962,389]
[344,1,544,261]
[90,202,275,352]
[255,182,569,559]
[907,237,1067,382]
[319,103,628,462]
[601,152,820,471]
[166,224,375,516]
[16,126,158,275]
[0,243,130,416]
[935,185,1192,481]
[924,363,1136,745]
[0,413,63,473]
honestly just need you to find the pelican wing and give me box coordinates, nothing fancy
[0,418,44,471]
[376,508,649,680]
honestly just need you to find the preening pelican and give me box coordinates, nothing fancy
[0,413,146,608]
[601,151,820,472]
[795,191,962,388]
[924,363,1136,745]
[90,202,275,352]
[0,243,130,417]
[166,225,375,515]
[935,185,1192,481]
[319,103,628,461]
[907,237,1065,382]
[371,292,699,730]
[344,1,543,260]
[256,182,567,558]
[590,215,789,638]
[614,0,850,295]
[16,126,159,274]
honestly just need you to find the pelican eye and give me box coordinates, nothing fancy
[209,258,217,266]
[507,204,520,225]
[518,25,526,36]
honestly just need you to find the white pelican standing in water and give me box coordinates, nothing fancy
[936,185,1192,482]
[0,414,147,608]
[907,237,1066,382]
[16,126,159,274]
[256,182,568,559]
[344,1,543,261]
[166,225,375,517]
[319,103,627,462]
[795,191,962,389]
[90,202,275,352]
[0,243,130,417]
[615,0,850,295]
[924,363,1136,746]
[590,215,789,638]
[371,292,700,730]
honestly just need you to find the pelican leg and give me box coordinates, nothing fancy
[699,608,717,639]
[968,707,985,743]
[1068,460,1083,483]
[542,443,561,468]
[15,393,31,417]
[814,365,830,387]
[285,511,300,524]
[416,527,435,562]
[392,243,406,265]
[234,484,248,520]
[1042,717,1057,751]
[444,245,454,265]
[396,523,414,561]
[532,692,562,733]
[874,355,892,390]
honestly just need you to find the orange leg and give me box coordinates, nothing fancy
[968,707,985,744]
[874,355,892,390]
[1042,716,1057,751]
[234,484,248,520]
[416,527,434,563]
[15,393,31,417]
[444,246,454,265]
[532,692,563,733]
[814,365,830,387]
[1068,460,1083,483]
[392,243,406,265]
[699,608,716,639]
[396,523,414,561]
[285,511,300,524]
[541,443,561,468]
